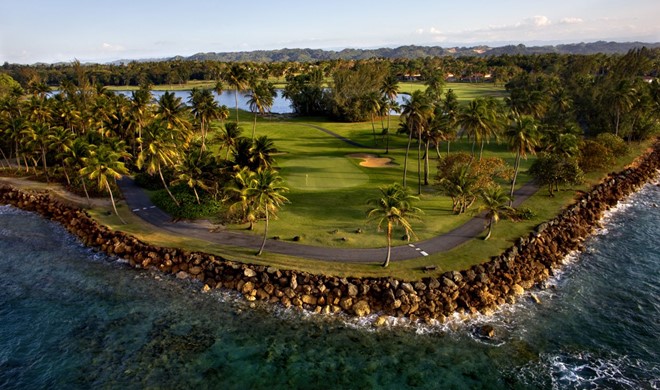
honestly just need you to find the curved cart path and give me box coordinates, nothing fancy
[118,180,538,264]
[119,122,539,263]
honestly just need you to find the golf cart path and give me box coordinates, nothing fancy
[119,122,539,263]
[118,178,538,264]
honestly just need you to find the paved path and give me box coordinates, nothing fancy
[118,122,539,263]
[118,177,538,264]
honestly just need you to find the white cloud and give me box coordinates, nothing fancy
[101,42,125,52]
[560,17,584,24]
[526,15,551,27]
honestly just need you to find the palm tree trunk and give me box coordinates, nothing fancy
[252,113,257,139]
[509,152,521,206]
[106,181,126,224]
[385,131,390,154]
[447,140,451,156]
[403,130,413,187]
[201,118,207,152]
[41,147,49,182]
[257,207,269,256]
[158,165,179,206]
[417,131,422,195]
[479,139,485,160]
[484,218,493,240]
[0,148,10,168]
[371,114,377,143]
[81,178,90,205]
[193,187,201,204]
[424,140,430,185]
[383,221,392,267]
[615,109,620,137]
[235,88,240,123]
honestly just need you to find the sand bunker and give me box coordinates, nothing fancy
[347,153,396,168]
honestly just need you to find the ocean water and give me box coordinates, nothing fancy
[0,183,658,389]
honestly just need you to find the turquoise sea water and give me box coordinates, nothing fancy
[1,183,658,389]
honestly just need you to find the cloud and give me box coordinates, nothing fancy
[560,17,584,25]
[412,15,648,45]
[526,15,551,27]
[101,42,125,52]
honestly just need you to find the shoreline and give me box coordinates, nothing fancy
[0,140,658,323]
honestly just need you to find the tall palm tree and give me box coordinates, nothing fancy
[225,167,258,230]
[189,88,221,151]
[477,186,513,240]
[129,85,152,153]
[21,122,55,181]
[251,135,277,170]
[245,80,276,139]
[400,90,432,188]
[362,91,381,143]
[48,126,75,184]
[173,145,213,204]
[367,183,422,267]
[506,114,539,205]
[606,78,637,137]
[457,98,500,160]
[63,136,91,202]
[155,91,192,145]
[137,121,182,206]
[216,121,243,160]
[247,169,289,256]
[80,143,129,223]
[379,73,400,143]
[223,64,251,123]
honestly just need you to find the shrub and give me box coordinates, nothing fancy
[579,140,614,172]
[151,184,224,219]
[596,133,630,156]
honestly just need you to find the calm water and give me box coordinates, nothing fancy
[113,89,409,115]
[1,183,658,389]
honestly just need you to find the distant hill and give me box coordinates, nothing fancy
[161,41,660,63]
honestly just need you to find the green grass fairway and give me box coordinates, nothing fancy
[279,157,369,191]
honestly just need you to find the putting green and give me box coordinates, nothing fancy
[280,157,369,191]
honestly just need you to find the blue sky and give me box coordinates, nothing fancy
[1,0,659,64]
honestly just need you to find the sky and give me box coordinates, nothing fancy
[1,0,659,64]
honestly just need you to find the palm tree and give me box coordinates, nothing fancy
[367,183,422,267]
[155,91,192,145]
[223,64,251,123]
[245,80,276,139]
[21,122,55,181]
[189,88,221,151]
[80,143,129,223]
[457,98,500,160]
[48,126,75,184]
[247,169,289,256]
[362,91,381,143]
[477,186,513,240]
[63,136,91,202]
[606,78,636,137]
[225,167,258,230]
[216,121,243,160]
[129,85,152,152]
[137,121,182,206]
[506,114,539,205]
[400,90,432,188]
[251,135,277,170]
[173,145,213,204]
[379,73,400,144]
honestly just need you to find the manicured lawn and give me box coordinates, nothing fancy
[92,81,654,280]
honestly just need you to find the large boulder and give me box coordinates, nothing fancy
[352,300,371,317]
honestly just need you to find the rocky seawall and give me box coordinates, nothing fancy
[1,141,658,323]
